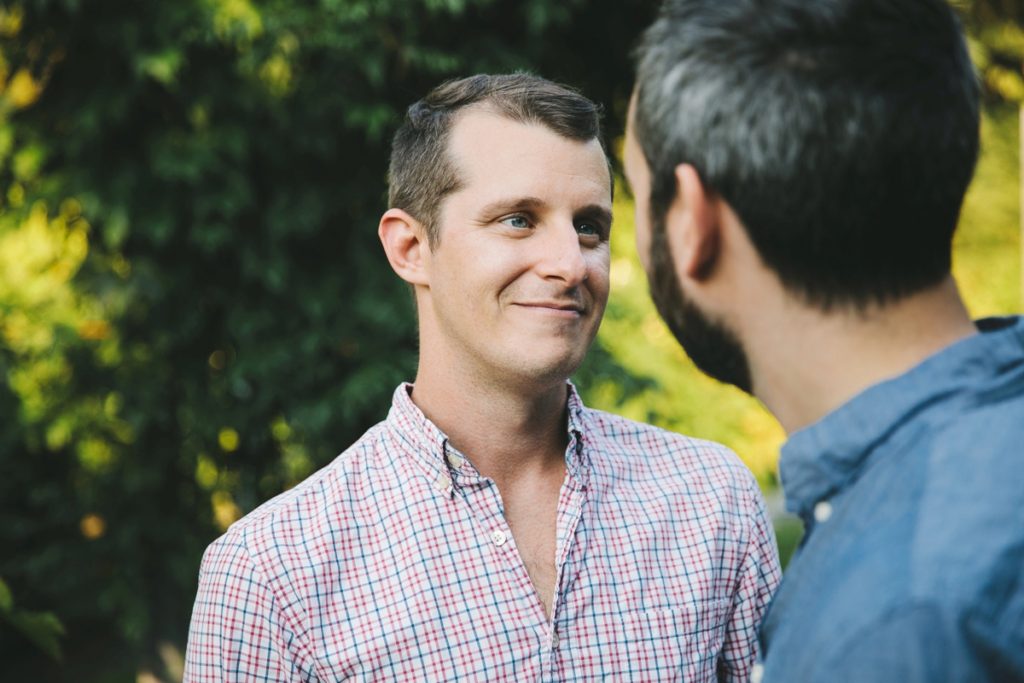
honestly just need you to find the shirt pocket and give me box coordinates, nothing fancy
[601,598,732,683]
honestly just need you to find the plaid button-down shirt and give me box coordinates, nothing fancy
[185,383,780,681]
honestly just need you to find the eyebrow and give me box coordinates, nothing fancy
[477,196,613,226]
[577,204,614,228]
[477,196,547,219]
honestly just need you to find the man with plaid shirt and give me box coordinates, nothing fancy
[185,73,780,682]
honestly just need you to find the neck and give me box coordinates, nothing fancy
[411,353,570,487]
[746,277,977,434]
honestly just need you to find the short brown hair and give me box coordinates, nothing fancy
[388,73,608,248]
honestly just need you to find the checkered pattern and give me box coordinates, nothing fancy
[185,383,780,682]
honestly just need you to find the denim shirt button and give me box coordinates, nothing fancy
[813,500,833,523]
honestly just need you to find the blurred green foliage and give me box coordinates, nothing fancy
[0,0,1020,680]
[0,576,65,661]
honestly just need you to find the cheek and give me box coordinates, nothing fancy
[436,239,524,294]
[587,252,612,303]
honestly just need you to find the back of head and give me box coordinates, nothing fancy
[633,0,980,309]
[388,73,607,248]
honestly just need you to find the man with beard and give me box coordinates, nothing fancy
[626,0,1024,681]
[185,73,780,681]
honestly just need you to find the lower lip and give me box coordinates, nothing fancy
[514,305,583,319]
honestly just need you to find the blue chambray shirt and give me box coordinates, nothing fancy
[758,316,1024,683]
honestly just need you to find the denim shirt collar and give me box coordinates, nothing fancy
[779,316,1024,521]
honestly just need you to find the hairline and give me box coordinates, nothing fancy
[424,104,614,250]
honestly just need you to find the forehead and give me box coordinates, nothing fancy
[445,108,611,206]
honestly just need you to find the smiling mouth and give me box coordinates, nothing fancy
[513,301,586,316]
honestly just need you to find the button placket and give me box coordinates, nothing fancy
[542,479,586,677]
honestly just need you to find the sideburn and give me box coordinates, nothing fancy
[647,213,754,394]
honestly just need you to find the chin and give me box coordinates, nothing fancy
[503,353,583,388]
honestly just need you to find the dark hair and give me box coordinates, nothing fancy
[633,0,980,309]
[388,73,608,247]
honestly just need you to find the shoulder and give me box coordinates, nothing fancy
[923,396,1024,488]
[580,407,768,533]
[201,420,391,584]
[582,406,758,491]
[901,400,1024,590]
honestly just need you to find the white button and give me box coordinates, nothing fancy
[446,451,464,469]
[434,473,451,493]
[751,662,764,683]
[551,631,560,649]
[813,500,833,523]
[491,530,508,546]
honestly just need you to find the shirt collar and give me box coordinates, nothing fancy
[779,316,1024,520]
[564,381,590,485]
[386,381,591,497]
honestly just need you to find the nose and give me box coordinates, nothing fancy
[536,221,588,287]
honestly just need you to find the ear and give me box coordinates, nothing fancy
[665,164,721,281]
[378,208,431,286]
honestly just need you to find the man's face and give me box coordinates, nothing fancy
[421,109,612,388]
[624,102,752,393]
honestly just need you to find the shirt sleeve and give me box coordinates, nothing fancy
[812,602,1023,683]
[718,476,783,683]
[184,530,312,682]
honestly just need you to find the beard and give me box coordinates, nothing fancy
[647,212,753,394]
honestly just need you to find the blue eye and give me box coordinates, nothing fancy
[576,222,601,237]
[501,215,531,229]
